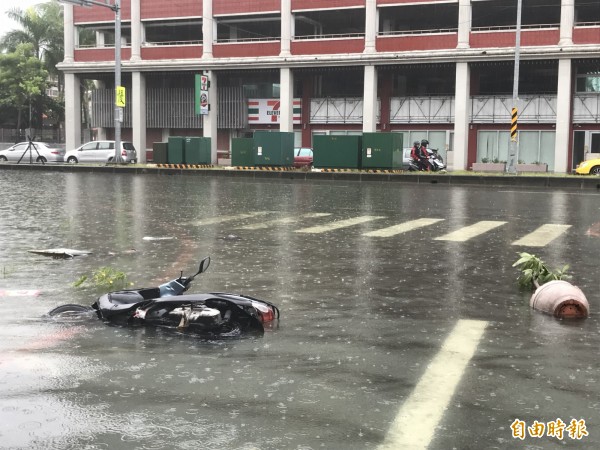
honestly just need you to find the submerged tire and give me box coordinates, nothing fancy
[48,304,94,317]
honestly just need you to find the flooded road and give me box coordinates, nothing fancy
[0,171,599,449]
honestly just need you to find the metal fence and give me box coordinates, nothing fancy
[0,128,62,145]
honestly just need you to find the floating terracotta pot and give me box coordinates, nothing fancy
[530,280,589,319]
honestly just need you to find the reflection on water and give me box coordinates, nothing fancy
[0,171,599,449]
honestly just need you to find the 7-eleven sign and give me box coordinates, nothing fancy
[248,99,301,124]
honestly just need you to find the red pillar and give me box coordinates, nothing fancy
[379,73,393,131]
[301,75,313,147]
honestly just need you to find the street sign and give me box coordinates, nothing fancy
[195,74,209,115]
[116,86,126,107]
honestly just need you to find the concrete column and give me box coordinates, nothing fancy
[281,0,292,56]
[555,59,572,173]
[202,0,213,59]
[130,0,142,61]
[203,71,218,163]
[457,0,471,49]
[65,73,81,151]
[161,129,170,142]
[559,0,574,46]
[453,62,471,171]
[93,80,107,140]
[96,31,105,48]
[132,72,147,163]
[64,4,74,62]
[280,68,294,132]
[364,0,377,54]
[229,26,238,41]
[363,65,378,132]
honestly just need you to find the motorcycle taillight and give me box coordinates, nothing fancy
[252,301,275,323]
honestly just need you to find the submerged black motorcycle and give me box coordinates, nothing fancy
[48,257,280,338]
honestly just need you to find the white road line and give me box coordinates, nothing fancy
[363,218,444,237]
[378,319,488,450]
[512,224,572,247]
[294,215,386,234]
[188,212,270,226]
[434,220,507,242]
[237,213,332,230]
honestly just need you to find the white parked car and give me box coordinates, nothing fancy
[0,142,65,163]
[64,140,137,164]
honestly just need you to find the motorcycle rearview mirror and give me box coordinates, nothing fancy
[188,256,211,282]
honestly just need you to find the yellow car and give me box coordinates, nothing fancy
[575,158,600,175]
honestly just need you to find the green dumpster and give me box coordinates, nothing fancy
[167,136,185,164]
[231,138,255,166]
[152,142,168,164]
[253,131,294,166]
[184,137,211,164]
[361,133,404,169]
[313,135,362,169]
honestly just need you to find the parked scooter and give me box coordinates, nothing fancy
[48,257,280,338]
[408,148,446,172]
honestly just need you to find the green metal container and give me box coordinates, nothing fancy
[253,131,294,166]
[231,138,255,166]
[152,142,168,164]
[313,135,362,168]
[184,137,211,164]
[361,133,404,169]
[167,136,185,164]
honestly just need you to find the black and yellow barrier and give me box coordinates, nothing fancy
[156,164,213,169]
[235,166,294,171]
[364,169,405,174]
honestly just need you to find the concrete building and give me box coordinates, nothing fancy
[59,0,600,172]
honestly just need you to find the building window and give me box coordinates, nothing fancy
[576,73,600,93]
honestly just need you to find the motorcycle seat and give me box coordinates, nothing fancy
[108,290,145,305]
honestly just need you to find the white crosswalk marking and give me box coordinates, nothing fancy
[363,218,444,237]
[378,320,488,450]
[512,224,572,247]
[237,213,332,230]
[434,220,507,242]
[294,215,385,234]
[188,212,270,226]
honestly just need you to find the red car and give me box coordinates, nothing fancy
[294,147,313,168]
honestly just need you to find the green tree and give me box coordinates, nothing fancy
[0,43,48,130]
[1,2,63,77]
[1,1,64,137]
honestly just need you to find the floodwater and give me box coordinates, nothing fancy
[0,170,599,449]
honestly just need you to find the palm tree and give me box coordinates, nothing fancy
[0,2,63,78]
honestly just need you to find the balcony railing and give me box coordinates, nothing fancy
[379,28,458,37]
[294,32,365,40]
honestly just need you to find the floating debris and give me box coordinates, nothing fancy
[586,221,600,237]
[0,289,41,297]
[143,236,175,241]
[28,248,92,258]
[219,234,242,241]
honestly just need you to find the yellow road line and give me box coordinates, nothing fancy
[434,220,507,242]
[378,319,488,450]
[512,224,571,247]
[363,218,444,237]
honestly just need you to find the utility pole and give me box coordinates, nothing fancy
[60,0,122,163]
[507,0,522,174]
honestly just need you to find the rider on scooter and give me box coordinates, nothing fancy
[420,139,432,171]
[410,141,421,166]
